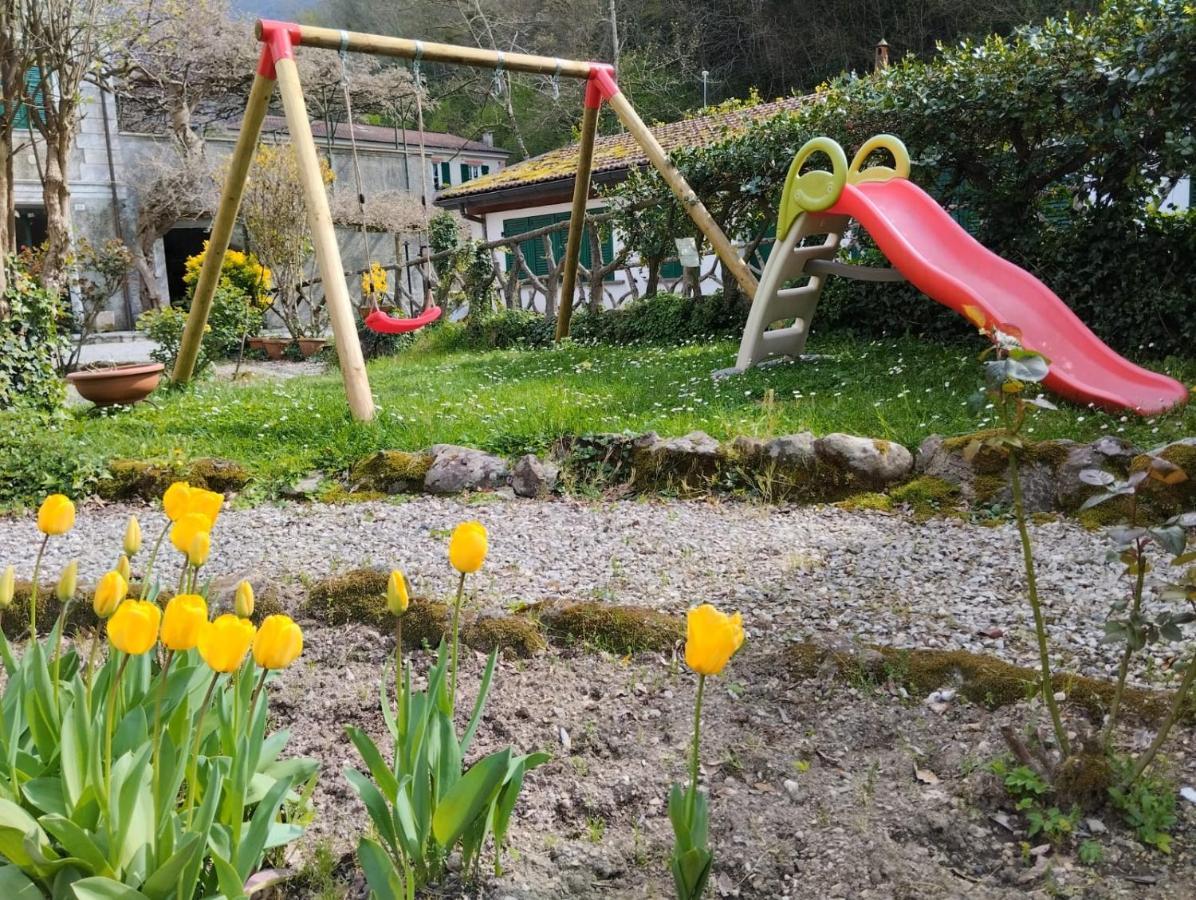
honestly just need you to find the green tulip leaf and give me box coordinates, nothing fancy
[357,836,404,900]
[431,748,511,849]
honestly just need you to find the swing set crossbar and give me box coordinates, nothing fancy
[173,19,757,422]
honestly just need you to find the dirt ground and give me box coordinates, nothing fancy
[269,614,1196,899]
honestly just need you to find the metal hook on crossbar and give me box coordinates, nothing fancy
[491,52,506,98]
[412,40,424,84]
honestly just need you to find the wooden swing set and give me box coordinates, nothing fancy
[174,19,759,422]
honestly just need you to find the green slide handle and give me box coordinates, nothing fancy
[777,137,848,238]
[848,134,910,184]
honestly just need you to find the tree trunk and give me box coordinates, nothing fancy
[644,255,662,298]
[40,146,72,289]
[0,132,10,299]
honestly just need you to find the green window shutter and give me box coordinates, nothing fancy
[12,67,42,131]
[661,259,683,279]
[460,163,471,183]
[481,165,490,175]
[501,217,525,274]
[439,162,452,187]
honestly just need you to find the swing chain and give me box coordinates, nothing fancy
[491,52,506,98]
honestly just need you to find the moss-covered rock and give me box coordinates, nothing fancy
[782,641,1195,725]
[349,451,434,494]
[317,485,390,505]
[834,492,893,512]
[463,614,547,658]
[631,431,725,495]
[97,457,249,502]
[1125,439,1196,520]
[888,475,963,520]
[303,568,391,628]
[5,581,100,638]
[1054,752,1114,812]
[402,601,451,650]
[540,602,683,654]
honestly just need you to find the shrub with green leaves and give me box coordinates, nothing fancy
[1,259,66,411]
[139,286,263,376]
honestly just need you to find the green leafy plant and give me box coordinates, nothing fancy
[345,526,547,895]
[139,285,263,377]
[0,257,66,412]
[1108,763,1178,854]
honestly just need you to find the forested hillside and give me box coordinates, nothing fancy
[256,0,1101,157]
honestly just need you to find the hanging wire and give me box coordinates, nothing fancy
[550,58,562,100]
[491,52,506,98]
[338,31,373,304]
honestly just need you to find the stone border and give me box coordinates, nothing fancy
[91,430,1194,524]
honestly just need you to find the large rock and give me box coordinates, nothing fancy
[1055,436,1138,509]
[632,431,725,493]
[814,433,912,487]
[511,454,559,498]
[424,444,510,494]
[350,451,433,494]
[766,432,817,469]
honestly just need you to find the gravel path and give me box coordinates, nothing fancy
[0,496,1168,684]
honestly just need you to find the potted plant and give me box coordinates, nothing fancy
[66,360,165,406]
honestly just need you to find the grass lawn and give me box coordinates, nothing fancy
[5,330,1193,504]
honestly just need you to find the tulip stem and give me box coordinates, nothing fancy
[84,628,102,707]
[449,572,466,710]
[185,671,221,828]
[249,667,269,719]
[104,654,131,807]
[687,673,705,826]
[394,618,404,723]
[150,650,175,816]
[49,597,74,708]
[29,534,49,642]
[139,522,170,600]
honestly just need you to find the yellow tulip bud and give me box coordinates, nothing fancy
[171,512,212,556]
[0,565,15,610]
[187,531,210,568]
[387,570,410,615]
[106,599,161,655]
[116,553,132,583]
[684,603,744,676]
[197,613,256,673]
[163,481,192,522]
[93,570,128,618]
[253,614,304,670]
[234,580,255,619]
[37,494,76,536]
[123,516,142,556]
[55,560,79,604]
[161,593,208,652]
[449,521,488,574]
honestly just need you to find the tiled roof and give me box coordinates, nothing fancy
[248,115,508,156]
[437,95,812,201]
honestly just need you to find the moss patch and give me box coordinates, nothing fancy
[317,485,390,505]
[5,581,100,638]
[782,641,1195,725]
[402,601,451,650]
[1054,752,1114,812]
[888,476,962,521]
[303,568,390,628]
[835,492,893,512]
[97,457,249,502]
[349,451,434,494]
[463,614,547,658]
[540,602,683,654]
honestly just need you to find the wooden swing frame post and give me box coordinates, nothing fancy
[174,20,753,420]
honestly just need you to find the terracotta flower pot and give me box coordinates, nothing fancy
[296,338,327,358]
[258,337,291,361]
[246,337,268,352]
[66,362,164,407]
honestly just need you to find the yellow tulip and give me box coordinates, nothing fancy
[234,580,255,619]
[187,531,210,568]
[387,570,409,615]
[161,593,208,651]
[684,603,745,676]
[197,613,256,673]
[449,521,488,574]
[107,599,161,655]
[37,494,75,536]
[188,489,224,526]
[163,481,192,522]
[93,570,128,618]
[171,512,212,556]
[56,560,79,603]
[123,516,142,556]
[253,614,303,670]
[116,553,132,582]
[0,565,15,610]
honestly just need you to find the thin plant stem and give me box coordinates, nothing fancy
[449,572,466,710]
[29,534,49,642]
[150,650,175,814]
[104,654,131,805]
[1008,451,1071,757]
[395,617,404,722]
[1122,651,1196,789]
[687,673,706,825]
[139,521,171,600]
[50,597,75,705]
[84,628,103,706]
[248,667,270,719]
[184,671,222,827]
[1102,536,1147,750]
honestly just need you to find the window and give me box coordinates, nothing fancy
[432,161,452,190]
[2,68,43,132]
[503,210,615,281]
[460,163,491,183]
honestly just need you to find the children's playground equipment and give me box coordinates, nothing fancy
[174,20,759,422]
[735,135,1188,416]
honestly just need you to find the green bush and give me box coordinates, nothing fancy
[0,410,105,507]
[1,259,67,411]
[139,285,263,376]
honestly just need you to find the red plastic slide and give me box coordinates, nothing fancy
[827,179,1189,415]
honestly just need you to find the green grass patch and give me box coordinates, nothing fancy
[2,331,1192,506]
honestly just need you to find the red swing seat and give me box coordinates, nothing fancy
[363,305,443,335]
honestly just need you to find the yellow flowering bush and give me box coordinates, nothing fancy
[361,261,389,299]
[183,242,273,308]
[0,486,313,897]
